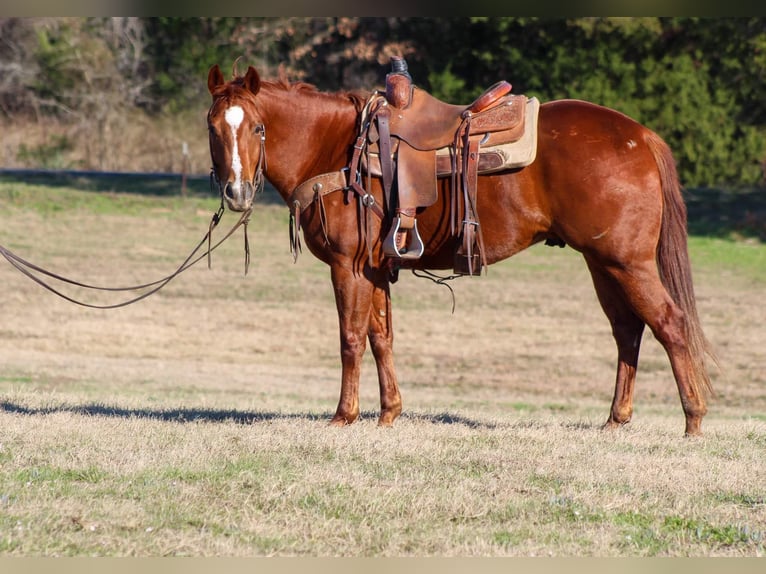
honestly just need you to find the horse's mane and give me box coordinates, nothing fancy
[212,80,367,113]
[217,61,370,114]
[255,67,371,113]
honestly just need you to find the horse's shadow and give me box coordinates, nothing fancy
[0,401,498,429]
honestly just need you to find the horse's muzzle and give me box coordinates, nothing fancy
[223,181,255,212]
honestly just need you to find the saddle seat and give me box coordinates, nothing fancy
[388,80,515,151]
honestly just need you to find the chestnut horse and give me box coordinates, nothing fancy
[206,63,716,436]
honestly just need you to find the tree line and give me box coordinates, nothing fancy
[1,17,764,187]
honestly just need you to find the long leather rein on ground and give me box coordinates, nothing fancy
[0,203,253,310]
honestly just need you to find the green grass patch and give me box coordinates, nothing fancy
[0,182,218,218]
[618,524,668,554]
[492,528,534,548]
[0,375,35,385]
[528,472,565,493]
[689,236,766,283]
[710,491,766,508]
[15,465,108,485]
[543,403,570,412]
[662,515,764,548]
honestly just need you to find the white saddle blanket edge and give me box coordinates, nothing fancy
[435,96,540,172]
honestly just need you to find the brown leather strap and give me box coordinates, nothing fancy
[459,136,486,275]
[288,170,348,212]
[289,199,302,262]
[346,123,386,220]
[347,135,367,203]
[463,138,479,273]
[397,208,417,230]
[464,138,480,214]
[376,106,394,212]
[288,165,385,260]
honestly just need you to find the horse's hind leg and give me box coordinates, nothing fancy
[367,273,402,426]
[585,258,645,429]
[596,259,708,436]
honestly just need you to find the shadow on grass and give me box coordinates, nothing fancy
[0,401,496,429]
[0,400,301,424]
[400,410,501,429]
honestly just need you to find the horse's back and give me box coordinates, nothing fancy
[541,98,645,128]
[538,99,658,161]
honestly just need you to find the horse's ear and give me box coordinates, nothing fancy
[208,64,225,96]
[244,66,261,95]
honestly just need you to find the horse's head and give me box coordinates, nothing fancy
[207,64,266,212]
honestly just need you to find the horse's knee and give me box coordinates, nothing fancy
[340,331,367,360]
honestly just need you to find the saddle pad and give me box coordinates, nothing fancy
[435,96,540,174]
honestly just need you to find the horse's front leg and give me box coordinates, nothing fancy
[328,263,375,426]
[367,271,402,426]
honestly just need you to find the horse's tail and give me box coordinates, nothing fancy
[645,130,718,399]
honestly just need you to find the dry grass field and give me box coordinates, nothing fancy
[0,180,764,557]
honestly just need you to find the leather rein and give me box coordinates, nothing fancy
[0,174,257,310]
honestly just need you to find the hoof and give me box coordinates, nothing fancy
[329,413,357,427]
[377,406,402,427]
[684,417,703,437]
[377,416,396,428]
[601,417,630,431]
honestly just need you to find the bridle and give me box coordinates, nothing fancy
[208,118,268,275]
[252,123,267,191]
[208,103,268,204]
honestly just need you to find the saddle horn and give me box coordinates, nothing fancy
[386,56,413,109]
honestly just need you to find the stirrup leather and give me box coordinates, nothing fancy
[382,216,425,260]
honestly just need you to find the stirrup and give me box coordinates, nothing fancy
[382,216,424,260]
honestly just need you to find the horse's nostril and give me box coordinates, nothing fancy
[224,184,236,200]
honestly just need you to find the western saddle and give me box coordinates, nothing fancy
[350,56,536,275]
[287,56,538,275]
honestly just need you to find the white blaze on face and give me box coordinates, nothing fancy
[224,105,245,191]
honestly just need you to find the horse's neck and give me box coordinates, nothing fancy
[259,87,359,200]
